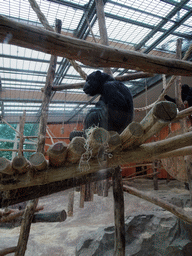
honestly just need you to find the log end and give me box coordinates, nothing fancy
[153,101,177,121]
[0,157,14,175]
[12,156,30,174]
[29,152,48,171]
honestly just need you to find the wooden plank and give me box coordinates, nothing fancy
[1,15,192,75]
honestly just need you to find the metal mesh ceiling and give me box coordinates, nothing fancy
[1,0,192,124]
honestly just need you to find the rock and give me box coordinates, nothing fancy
[76,211,192,256]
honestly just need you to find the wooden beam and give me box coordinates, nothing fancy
[0,247,17,256]
[0,168,115,208]
[15,199,38,256]
[1,15,192,76]
[123,185,192,225]
[1,131,192,192]
[51,72,153,91]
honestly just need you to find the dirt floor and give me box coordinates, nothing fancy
[0,179,190,256]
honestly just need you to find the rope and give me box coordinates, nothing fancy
[28,0,87,80]
[135,42,192,112]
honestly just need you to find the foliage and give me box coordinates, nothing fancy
[0,123,39,160]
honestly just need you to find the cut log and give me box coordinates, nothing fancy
[120,122,144,149]
[33,210,67,222]
[108,131,122,152]
[2,15,192,76]
[67,137,86,163]
[139,101,177,144]
[12,156,31,174]
[29,152,48,171]
[87,127,110,155]
[47,141,68,167]
[0,157,14,175]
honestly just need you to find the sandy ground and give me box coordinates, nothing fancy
[0,179,189,256]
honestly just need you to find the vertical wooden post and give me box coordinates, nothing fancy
[12,124,19,160]
[68,191,74,217]
[79,185,85,208]
[95,0,112,198]
[95,0,112,76]
[153,160,159,190]
[185,156,192,207]
[112,166,125,256]
[15,17,61,256]
[97,180,104,196]
[18,110,26,156]
[175,38,183,111]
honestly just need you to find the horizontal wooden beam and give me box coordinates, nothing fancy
[52,72,154,91]
[0,168,115,207]
[1,15,192,76]
[0,130,192,193]
[123,185,192,225]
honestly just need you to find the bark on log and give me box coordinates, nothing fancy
[15,199,38,256]
[0,157,14,175]
[112,166,125,256]
[0,247,17,256]
[67,137,86,163]
[2,15,192,76]
[139,101,177,144]
[47,141,68,167]
[33,210,67,222]
[29,152,48,171]
[123,185,192,225]
[0,168,115,208]
[12,155,31,174]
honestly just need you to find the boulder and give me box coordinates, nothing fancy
[76,210,192,256]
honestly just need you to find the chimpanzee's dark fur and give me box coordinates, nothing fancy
[164,84,192,107]
[83,70,134,134]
